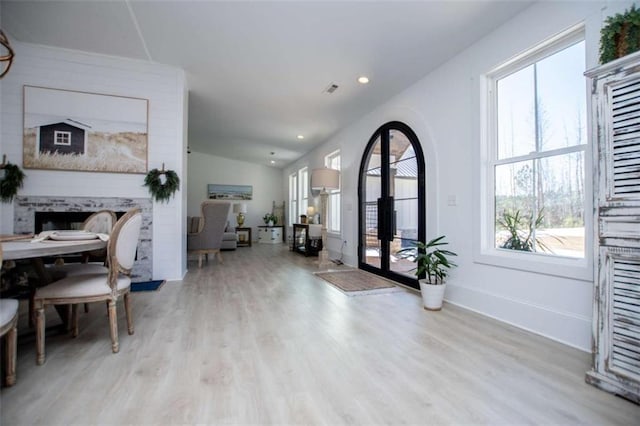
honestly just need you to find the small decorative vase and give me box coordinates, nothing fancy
[268,220,274,227]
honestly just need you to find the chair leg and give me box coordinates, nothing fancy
[35,302,45,365]
[198,253,203,268]
[71,304,79,338]
[124,293,134,335]
[84,303,89,313]
[5,319,17,386]
[107,299,119,353]
[29,291,35,328]
[216,249,223,263]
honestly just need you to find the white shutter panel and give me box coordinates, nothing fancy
[610,255,640,381]
[610,78,640,198]
[586,51,640,403]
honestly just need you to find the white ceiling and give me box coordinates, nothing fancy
[1,0,533,167]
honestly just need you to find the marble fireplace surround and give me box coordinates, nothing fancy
[14,196,152,281]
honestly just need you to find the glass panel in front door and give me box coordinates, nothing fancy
[363,137,382,269]
[389,130,418,278]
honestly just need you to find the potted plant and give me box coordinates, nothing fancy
[398,236,457,311]
[262,213,277,226]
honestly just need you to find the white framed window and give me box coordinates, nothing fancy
[299,167,309,221]
[289,172,298,226]
[480,25,591,279]
[54,130,71,146]
[325,150,341,233]
[289,166,309,225]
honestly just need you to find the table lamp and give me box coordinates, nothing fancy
[310,167,340,269]
[307,206,316,224]
[233,203,247,227]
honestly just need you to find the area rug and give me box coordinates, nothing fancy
[314,270,402,296]
[131,280,166,292]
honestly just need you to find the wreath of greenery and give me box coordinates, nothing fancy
[143,168,180,203]
[0,163,26,203]
[600,5,640,64]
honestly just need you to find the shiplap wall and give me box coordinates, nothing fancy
[0,41,187,281]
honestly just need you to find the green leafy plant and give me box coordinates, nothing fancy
[398,236,457,285]
[496,209,560,253]
[143,168,180,203]
[0,162,26,203]
[600,5,640,64]
[262,213,277,225]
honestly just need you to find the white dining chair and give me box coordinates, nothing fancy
[48,209,117,278]
[46,210,117,320]
[34,208,142,365]
[0,245,19,386]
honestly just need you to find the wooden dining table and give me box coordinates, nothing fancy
[2,236,107,291]
[2,238,107,262]
[2,236,108,327]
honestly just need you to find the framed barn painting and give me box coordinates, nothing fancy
[23,85,148,174]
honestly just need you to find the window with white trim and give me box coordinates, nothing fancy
[325,150,341,233]
[299,167,309,220]
[487,28,586,260]
[289,166,309,225]
[54,130,71,146]
[289,172,298,226]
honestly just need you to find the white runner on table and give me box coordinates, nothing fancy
[31,230,110,243]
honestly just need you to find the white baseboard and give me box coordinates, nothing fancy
[445,283,592,352]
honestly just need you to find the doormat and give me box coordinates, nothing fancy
[131,280,166,292]
[314,270,402,296]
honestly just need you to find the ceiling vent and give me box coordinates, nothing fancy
[323,83,339,94]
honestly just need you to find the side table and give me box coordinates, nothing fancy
[258,226,283,244]
[235,227,252,247]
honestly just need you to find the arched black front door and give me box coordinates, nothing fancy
[358,121,425,289]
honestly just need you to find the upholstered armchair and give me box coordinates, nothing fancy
[188,201,232,267]
[187,217,237,250]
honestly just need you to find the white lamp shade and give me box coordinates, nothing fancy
[311,168,339,190]
[233,203,247,214]
[307,206,316,216]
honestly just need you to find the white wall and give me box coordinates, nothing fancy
[284,0,635,351]
[0,41,188,281]
[187,151,284,240]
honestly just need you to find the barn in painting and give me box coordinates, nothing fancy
[38,121,88,155]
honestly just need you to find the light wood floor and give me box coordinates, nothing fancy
[1,244,639,424]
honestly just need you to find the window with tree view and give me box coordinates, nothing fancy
[491,35,586,258]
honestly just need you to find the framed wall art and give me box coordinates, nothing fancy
[23,85,148,174]
[207,184,253,200]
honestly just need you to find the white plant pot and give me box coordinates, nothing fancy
[419,280,446,311]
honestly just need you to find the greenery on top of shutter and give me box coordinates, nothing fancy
[600,5,640,64]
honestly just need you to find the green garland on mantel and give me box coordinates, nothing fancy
[144,168,180,203]
[0,162,26,203]
[600,5,640,64]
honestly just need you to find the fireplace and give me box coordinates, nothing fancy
[14,196,153,281]
[34,211,127,233]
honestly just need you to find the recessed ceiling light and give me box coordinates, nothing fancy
[297,135,304,140]
[270,160,275,164]
[358,76,370,84]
